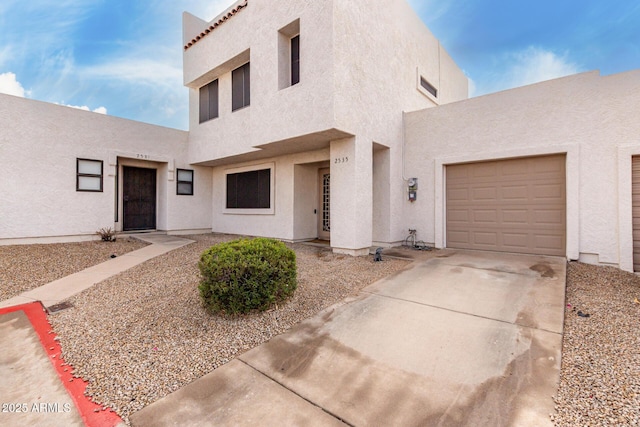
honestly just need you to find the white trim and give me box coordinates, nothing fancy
[108,151,175,180]
[434,144,580,260]
[223,162,275,215]
[616,144,640,272]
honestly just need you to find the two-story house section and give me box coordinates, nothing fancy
[182,0,468,254]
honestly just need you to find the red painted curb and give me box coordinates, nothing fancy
[0,302,123,427]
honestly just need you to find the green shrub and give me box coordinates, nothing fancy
[198,238,297,314]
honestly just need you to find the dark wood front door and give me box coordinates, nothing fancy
[123,166,156,231]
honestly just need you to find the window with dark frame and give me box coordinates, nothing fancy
[176,169,194,195]
[76,158,103,192]
[199,79,219,123]
[226,168,270,209]
[232,62,250,111]
[291,35,300,86]
[420,76,438,98]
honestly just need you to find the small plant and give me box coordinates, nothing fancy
[96,227,117,242]
[198,237,297,315]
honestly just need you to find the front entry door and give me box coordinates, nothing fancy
[123,166,156,231]
[317,168,330,240]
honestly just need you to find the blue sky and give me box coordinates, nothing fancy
[1,0,638,130]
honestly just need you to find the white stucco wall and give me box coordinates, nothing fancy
[404,70,640,270]
[209,149,329,242]
[331,0,469,247]
[184,0,336,164]
[0,94,211,242]
[183,0,468,252]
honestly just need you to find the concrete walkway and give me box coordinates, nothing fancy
[130,250,566,427]
[0,234,193,309]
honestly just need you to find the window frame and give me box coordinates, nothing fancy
[176,168,194,196]
[76,158,103,192]
[223,163,275,215]
[290,34,300,86]
[231,62,251,111]
[417,74,438,100]
[199,79,219,124]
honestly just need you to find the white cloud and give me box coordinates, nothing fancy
[0,72,27,97]
[475,46,582,96]
[82,58,183,88]
[507,47,581,89]
[58,103,108,114]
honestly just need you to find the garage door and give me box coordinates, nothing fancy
[446,155,566,256]
[631,157,640,271]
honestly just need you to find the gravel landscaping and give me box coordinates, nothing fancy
[0,238,148,302]
[553,262,640,426]
[5,236,639,425]
[47,234,414,424]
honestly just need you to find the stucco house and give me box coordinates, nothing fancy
[1,0,640,272]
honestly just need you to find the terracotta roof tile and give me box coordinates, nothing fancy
[184,0,248,50]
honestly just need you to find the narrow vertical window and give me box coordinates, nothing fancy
[291,35,300,86]
[199,79,219,123]
[176,169,194,195]
[77,158,103,192]
[232,63,250,111]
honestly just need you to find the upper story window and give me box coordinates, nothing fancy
[199,79,219,123]
[76,158,103,192]
[232,62,250,111]
[278,19,300,90]
[291,35,300,86]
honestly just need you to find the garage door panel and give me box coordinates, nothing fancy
[448,209,470,222]
[446,155,566,256]
[502,233,529,249]
[473,210,498,223]
[448,231,471,245]
[533,184,564,199]
[447,188,469,201]
[502,209,529,224]
[534,209,564,225]
[472,232,498,246]
[472,163,498,178]
[501,185,529,200]
[473,187,498,201]
[534,235,565,251]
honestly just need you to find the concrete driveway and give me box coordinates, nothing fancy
[130,250,566,427]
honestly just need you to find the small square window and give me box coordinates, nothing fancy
[77,158,103,192]
[176,169,194,195]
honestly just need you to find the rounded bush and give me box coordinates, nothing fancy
[198,238,297,314]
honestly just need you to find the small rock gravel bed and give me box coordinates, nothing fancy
[553,262,640,426]
[48,234,413,424]
[0,239,148,302]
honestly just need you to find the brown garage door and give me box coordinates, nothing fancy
[632,157,640,271]
[446,155,566,256]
